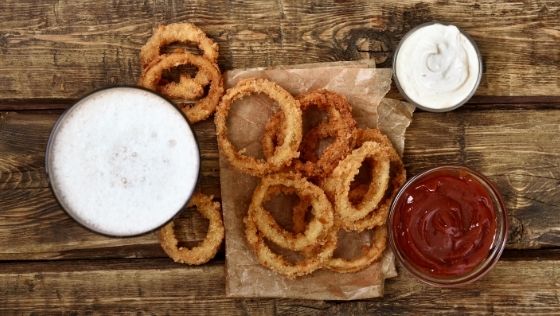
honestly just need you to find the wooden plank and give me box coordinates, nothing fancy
[0,112,50,190]
[0,111,219,260]
[0,111,220,192]
[0,258,558,314]
[0,259,275,315]
[0,0,558,104]
[404,109,560,249]
[0,108,559,259]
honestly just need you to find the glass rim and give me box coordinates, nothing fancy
[45,86,201,237]
[392,21,484,112]
[388,165,508,287]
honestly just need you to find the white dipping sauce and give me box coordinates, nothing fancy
[47,87,199,236]
[395,23,481,110]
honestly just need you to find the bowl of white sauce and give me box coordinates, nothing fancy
[46,87,200,237]
[393,22,483,112]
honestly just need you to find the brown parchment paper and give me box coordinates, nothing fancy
[219,61,415,300]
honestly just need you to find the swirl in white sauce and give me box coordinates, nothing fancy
[395,23,480,110]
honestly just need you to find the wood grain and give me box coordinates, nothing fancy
[405,109,560,249]
[0,107,559,260]
[0,112,219,260]
[0,111,220,192]
[0,0,558,312]
[0,258,558,314]
[0,0,558,104]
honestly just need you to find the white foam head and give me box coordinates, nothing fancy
[47,87,200,236]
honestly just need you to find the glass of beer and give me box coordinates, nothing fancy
[45,87,200,237]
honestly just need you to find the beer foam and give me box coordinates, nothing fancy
[48,87,199,236]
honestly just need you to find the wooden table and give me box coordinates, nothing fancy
[1,1,559,314]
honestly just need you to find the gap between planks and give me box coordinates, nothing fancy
[0,95,559,112]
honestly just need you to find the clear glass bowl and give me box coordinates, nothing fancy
[388,165,508,287]
[392,21,483,112]
[45,86,200,237]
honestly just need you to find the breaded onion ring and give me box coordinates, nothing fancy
[323,141,391,222]
[338,129,407,231]
[325,225,387,273]
[248,173,334,251]
[160,74,206,100]
[244,213,337,279]
[292,196,311,235]
[139,52,224,123]
[295,90,355,173]
[261,90,356,179]
[260,184,311,235]
[140,23,218,67]
[215,78,302,176]
[261,111,285,160]
[298,123,338,163]
[348,183,370,205]
[158,192,224,265]
[140,22,218,92]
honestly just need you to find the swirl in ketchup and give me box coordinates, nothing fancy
[392,168,498,277]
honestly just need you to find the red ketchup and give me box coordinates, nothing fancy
[392,169,497,277]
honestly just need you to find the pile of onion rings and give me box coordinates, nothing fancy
[138,23,224,123]
[135,23,405,274]
[158,192,224,265]
[216,79,406,277]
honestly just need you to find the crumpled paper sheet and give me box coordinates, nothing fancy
[219,61,415,300]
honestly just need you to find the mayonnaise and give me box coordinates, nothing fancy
[394,23,481,110]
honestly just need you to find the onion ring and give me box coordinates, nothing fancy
[244,213,337,279]
[295,90,356,174]
[325,225,387,273]
[338,129,407,231]
[215,78,302,176]
[158,192,224,265]
[139,52,224,123]
[248,172,334,251]
[298,123,338,163]
[261,111,285,161]
[292,196,311,235]
[261,90,356,179]
[140,23,218,67]
[140,22,218,93]
[323,141,391,222]
[348,183,370,205]
[160,74,206,100]
[261,184,311,235]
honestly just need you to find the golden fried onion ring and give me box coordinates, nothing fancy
[140,23,219,67]
[261,111,285,161]
[325,225,387,273]
[260,184,311,235]
[140,22,218,92]
[292,196,310,235]
[139,52,224,123]
[215,78,302,176]
[244,213,337,279]
[249,173,334,251]
[338,129,407,231]
[323,141,391,222]
[160,73,207,100]
[158,192,224,265]
[261,90,356,179]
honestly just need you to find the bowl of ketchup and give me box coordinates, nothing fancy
[388,166,508,286]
